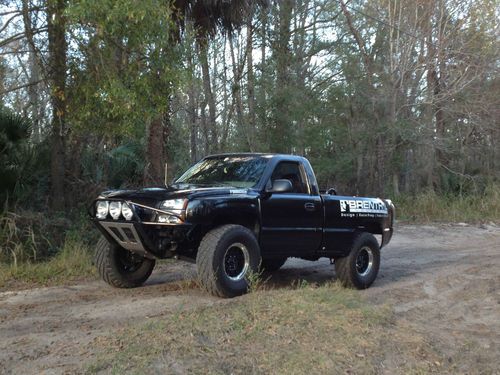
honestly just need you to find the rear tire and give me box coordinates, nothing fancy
[335,232,380,289]
[196,225,261,298]
[94,236,155,288]
[260,257,287,272]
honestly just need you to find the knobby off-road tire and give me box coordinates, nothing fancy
[94,236,155,288]
[260,257,287,272]
[196,224,262,298]
[335,232,380,289]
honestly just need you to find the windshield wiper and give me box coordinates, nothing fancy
[174,181,240,188]
[212,181,237,187]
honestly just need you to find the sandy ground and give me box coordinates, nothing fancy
[0,224,499,374]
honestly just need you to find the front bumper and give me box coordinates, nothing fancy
[98,221,150,257]
[90,199,193,259]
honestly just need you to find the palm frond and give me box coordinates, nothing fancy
[0,107,31,144]
[174,0,268,38]
[0,108,33,206]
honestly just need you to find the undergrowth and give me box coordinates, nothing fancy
[394,184,499,223]
[0,209,97,289]
[0,238,95,289]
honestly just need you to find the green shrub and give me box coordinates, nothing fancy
[395,184,500,223]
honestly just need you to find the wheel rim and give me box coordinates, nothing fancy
[355,246,374,277]
[117,248,144,273]
[223,242,250,281]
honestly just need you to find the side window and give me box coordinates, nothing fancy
[269,162,308,194]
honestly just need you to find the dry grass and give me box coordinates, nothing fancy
[0,240,95,290]
[0,210,71,264]
[0,209,97,290]
[395,184,500,223]
[86,283,446,374]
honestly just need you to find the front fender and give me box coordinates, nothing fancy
[186,195,261,236]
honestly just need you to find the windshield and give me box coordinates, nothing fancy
[174,156,269,188]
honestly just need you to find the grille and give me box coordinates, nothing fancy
[133,205,156,222]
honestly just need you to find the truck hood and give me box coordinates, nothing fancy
[98,186,252,202]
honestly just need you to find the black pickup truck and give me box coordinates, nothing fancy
[91,153,394,297]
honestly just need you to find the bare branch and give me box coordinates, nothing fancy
[0,79,44,95]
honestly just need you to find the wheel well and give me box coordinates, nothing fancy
[188,215,260,253]
[210,215,260,237]
[360,223,383,235]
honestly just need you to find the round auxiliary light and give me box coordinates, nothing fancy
[109,201,122,220]
[96,201,109,219]
[121,202,133,220]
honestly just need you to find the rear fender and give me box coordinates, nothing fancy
[381,199,395,248]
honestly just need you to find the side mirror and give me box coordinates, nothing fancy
[327,187,337,195]
[268,179,293,194]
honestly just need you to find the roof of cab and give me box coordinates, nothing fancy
[204,152,307,162]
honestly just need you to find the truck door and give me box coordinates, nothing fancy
[260,161,323,256]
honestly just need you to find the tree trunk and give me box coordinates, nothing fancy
[144,113,168,186]
[356,153,363,195]
[435,0,447,181]
[22,0,44,144]
[187,43,198,163]
[229,36,249,149]
[188,91,198,163]
[27,33,41,142]
[199,42,217,152]
[260,7,267,72]
[200,105,209,154]
[376,135,385,195]
[246,17,256,151]
[273,0,293,153]
[47,0,67,211]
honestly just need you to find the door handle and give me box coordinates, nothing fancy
[304,202,316,211]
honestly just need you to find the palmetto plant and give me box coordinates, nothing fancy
[80,141,145,189]
[0,108,32,206]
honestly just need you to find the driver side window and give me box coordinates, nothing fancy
[269,162,308,194]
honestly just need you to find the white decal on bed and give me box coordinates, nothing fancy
[340,199,388,214]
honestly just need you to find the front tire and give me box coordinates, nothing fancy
[94,236,155,288]
[335,232,380,289]
[196,225,261,298]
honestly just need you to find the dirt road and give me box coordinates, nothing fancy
[0,224,499,374]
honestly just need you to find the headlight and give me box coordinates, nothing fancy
[160,199,186,211]
[109,201,122,220]
[158,199,186,223]
[121,203,133,220]
[158,214,182,223]
[96,201,109,219]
